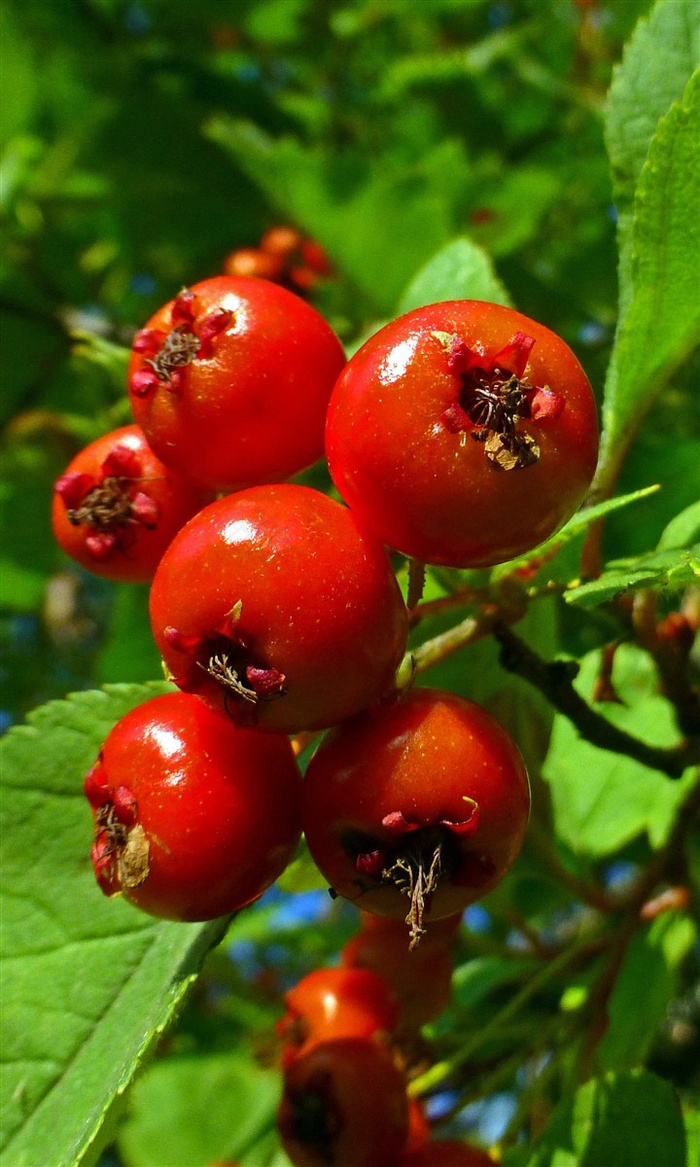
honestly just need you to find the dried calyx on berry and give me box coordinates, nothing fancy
[348,801,484,949]
[130,288,233,397]
[55,443,159,561]
[435,330,565,471]
[163,600,287,720]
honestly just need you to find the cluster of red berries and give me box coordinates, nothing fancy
[52,266,597,1162]
[272,915,501,1166]
[52,271,597,925]
[52,268,596,942]
[223,224,334,294]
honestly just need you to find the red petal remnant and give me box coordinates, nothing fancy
[112,786,138,825]
[356,849,386,878]
[439,796,480,836]
[91,831,116,893]
[163,626,205,655]
[102,444,142,479]
[130,491,160,527]
[84,760,110,807]
[132,328,166,355]
[530,387,565,420]
[492,332,535,378]
[245,665,286,696]
[129,367,161,397]
[441,401,472,433]
[439,334,487,377]
[85,531,118,559]
[197,307,233,356]
[170,288,199,327]
[55,472,95,509]
[381,810,421,835]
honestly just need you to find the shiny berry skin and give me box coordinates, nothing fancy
[84,691,302,921]
[341,910,460,1030]
[325,300,598,568]
[128,276,346,492]
[51,425,208,582]
[277,1036,409,1167]
[302,688,529,944]
[277,966,399,1066]
[149,484,408,734]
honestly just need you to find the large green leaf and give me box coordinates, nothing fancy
[605,0,699,211]
[527,1070,686,1167]
[0,685,228,1167]
[600,0,700,490]
[118,1052,280,1167]
[542,647,696,858]
[600,70,700,477]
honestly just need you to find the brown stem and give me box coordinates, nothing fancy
[493,623,700,779]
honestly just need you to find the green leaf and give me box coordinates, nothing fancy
[599,67,700,487]
[377,26,520,100]
[451,955,538,1011]
[687,1106,700,1167]
[542,646,695,857]
[0,685,227,1167]
[275,840,327,894]
[397,237,512,314]
[118,1052,279,1167]
[69,332,131,398]
[491,485,661,585]
[528,1070,687,1167]
[598,913,696,1071]
[0,7,38,146]
[657,499,700,550]
[605,0,699,212]
[565,545,700,609]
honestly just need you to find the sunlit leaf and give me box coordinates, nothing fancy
[527,1070,687,1167]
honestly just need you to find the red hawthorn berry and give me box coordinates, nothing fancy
[128,276,346,492]
[85,691,302,921]
[325,300,598,567]
[404,1097,432,1154]
[277,1036,409,1167]
[51,424,208,582]
[302,688,529,945]
[148,484,409,734]
[341,910,460,1029]
[277,966,400,1066]
[300,238,334,277]
[260,225,304,258]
